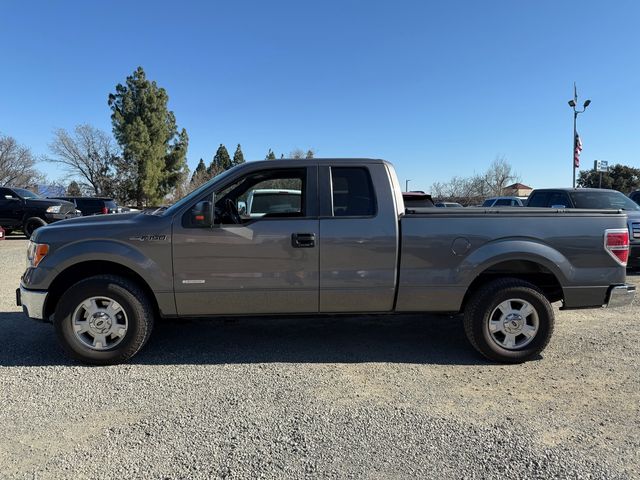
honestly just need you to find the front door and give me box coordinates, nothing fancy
[0,188,23,227]
[172,166,319,316]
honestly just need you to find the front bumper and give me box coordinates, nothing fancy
[605,284,636,308]
[45,212,79,222]
[16,285,48,321]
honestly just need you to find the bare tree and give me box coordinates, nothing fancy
[289,148,315,159]
[47,124,119,196]
[0,134,42,187]
[482,156,520,196]
[430,156,520,205]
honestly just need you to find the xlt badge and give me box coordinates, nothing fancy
[129,235,167,242]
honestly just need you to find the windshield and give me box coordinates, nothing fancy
[569,190,640,210]
[161,165,241,216]
[13,188,41,199]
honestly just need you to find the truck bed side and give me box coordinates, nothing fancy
[396,209,628,312]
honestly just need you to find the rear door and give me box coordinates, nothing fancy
[318,163,399,312]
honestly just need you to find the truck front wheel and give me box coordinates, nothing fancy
[463,278,555,363]
[23,217,47,239]
[54,275,154,365]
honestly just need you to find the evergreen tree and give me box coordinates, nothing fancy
[305,149,315,159]
[108,66,189,207]
[265,149,276,160]
[191,158,207,184]
[67,180,82,196]
[208,144,232,176]
[233,144,245,166]
[577,164,640,193]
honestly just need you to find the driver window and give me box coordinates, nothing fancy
[183,168,306,228]
[219,169,304,223]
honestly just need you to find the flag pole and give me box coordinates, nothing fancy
[568,83,590,189]
[572,83,578,188]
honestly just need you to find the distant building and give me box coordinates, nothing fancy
[36,184,66,197]
[502,182,533,197]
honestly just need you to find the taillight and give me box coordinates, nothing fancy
[605,229,629,266]
[102,206,109,214]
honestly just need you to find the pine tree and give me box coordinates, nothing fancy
[233,144,245,166]
[208,144,232,176]
[191,158,207,184]
[305,149,315,159]
[108,66,189,207]
[265,149,276,160]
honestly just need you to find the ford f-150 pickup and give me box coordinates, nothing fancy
[17,159,636,365]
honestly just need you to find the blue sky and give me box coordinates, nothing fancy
[1,0,639,192]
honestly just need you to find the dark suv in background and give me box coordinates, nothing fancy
[50,197,119,216]
[527,188,640,269]
[0,187,77,238]
[629,190,640,206]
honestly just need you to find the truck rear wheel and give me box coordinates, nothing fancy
[463,278,554,363]
[54,275,154,365]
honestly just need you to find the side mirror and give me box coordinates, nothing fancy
[191,192,216,227]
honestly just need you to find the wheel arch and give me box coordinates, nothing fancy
[460,259,564,313]
[44,260,160,320]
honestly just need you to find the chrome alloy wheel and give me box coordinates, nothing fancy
[72,296,129,350]
[488,298,539,350]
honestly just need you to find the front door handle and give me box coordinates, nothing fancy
[292,233,316,248]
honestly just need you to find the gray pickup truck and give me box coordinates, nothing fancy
[18,159,636,365]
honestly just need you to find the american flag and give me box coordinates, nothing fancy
[574,133,582,168]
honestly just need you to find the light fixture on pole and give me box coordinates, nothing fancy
[568,83,591,188]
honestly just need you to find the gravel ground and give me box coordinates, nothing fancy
[1,236,638,479]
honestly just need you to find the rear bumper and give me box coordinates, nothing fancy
[16,285,48,321]
[627,244,640,269]
[605,284,636,308]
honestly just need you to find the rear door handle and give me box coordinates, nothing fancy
[292,233,316,248]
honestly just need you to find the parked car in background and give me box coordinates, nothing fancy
[629,190,640,206]
[482,196,526,207]
[402,191,435,209]
[50,197,119,216]
[0,187,77,238]
[435,201,464,208]
[527,188,640,269]
[239,189,302,218]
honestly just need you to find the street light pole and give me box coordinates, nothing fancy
[568,83,591,188]
[405,179,411,191]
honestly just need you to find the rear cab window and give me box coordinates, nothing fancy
[547,192,571,207]
[526,192,549,207]
[330,167,376,217]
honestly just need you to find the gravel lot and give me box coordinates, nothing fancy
[1,236,638,479]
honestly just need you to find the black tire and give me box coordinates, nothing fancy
[463,278,555,363]
[54,275,154,365]
[23,217,47,239]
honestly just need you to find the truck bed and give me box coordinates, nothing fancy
[397,207,629,312]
